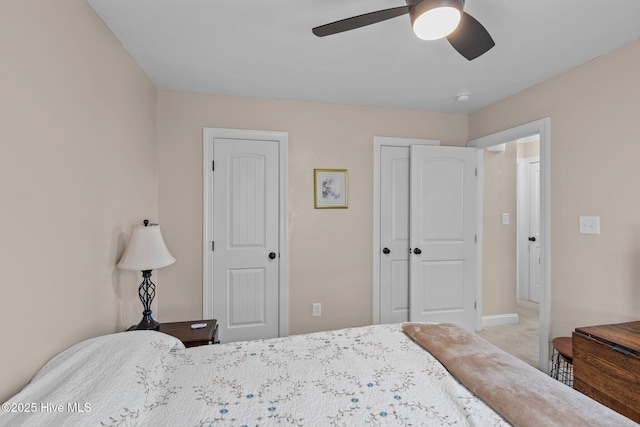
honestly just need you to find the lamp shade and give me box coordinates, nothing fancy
[411,0,464,41]
[117,222,175,271]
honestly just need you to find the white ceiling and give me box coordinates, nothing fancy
[87,0,640,114]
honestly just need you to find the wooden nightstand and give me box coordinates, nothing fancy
[157,319,219,347]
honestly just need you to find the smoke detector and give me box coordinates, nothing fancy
[455,92,471,102]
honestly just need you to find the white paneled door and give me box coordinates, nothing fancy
[379,143,478,331]
[528,161,541,303]
[212,137,280,343]
[409,145,477,331]
[379,146,411,323]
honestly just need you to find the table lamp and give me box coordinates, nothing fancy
[117,219,175,330]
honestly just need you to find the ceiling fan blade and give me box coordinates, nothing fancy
[312,6,410,37]
[446,12,495,60]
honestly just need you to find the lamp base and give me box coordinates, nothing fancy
[134,270,160,330]
[133,311,160,330]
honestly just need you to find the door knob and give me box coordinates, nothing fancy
[413,248,422,255]
[528,237,536,242]
[268,252,277,260]
[382,247,390,254]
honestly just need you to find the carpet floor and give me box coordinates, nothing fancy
[476,300,539,368]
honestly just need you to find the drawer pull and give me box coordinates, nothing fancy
[612,345,634,356]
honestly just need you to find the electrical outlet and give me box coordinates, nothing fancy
[312,303,321,317]
[579,216,600,235]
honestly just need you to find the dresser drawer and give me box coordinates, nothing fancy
[573,331,640,422]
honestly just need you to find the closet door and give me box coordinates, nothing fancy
[211,137,280,343]
[409,145,477,331]
[379,146,410,323]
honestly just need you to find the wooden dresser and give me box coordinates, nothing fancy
[573,321,640,422]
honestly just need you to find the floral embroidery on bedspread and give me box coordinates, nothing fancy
[103,323,510,426]
[100,338,184,427]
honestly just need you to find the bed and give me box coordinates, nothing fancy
[0,323,634,426]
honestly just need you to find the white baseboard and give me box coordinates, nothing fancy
[482,313,519,328]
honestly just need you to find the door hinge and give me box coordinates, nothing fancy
[474,302,477,309]
[475,168,478,177]
[212,160,215,171]
[212,241,214,251]
[474,234,477,243]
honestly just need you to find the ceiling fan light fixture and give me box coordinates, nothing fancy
[410,0,464,41]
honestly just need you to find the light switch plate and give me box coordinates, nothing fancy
[502,213,509,225]
[579,216,600,235]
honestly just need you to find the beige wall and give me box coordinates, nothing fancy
[0,0,157,402]
[518,141,540,159]
[156,91,468,334]
[482,142,517,316]
[470,39,640,338]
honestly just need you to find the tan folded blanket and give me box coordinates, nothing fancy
[402,323,638,427]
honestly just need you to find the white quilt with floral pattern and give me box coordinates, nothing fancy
[1,323,509,426]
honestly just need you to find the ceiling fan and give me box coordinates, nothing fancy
[312,0,494,61]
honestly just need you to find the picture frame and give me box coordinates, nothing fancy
[314,169,348,209]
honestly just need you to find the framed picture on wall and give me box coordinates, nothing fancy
[314,169,348,209]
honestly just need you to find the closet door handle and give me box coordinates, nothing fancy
[528,236,536,242]
[268,252,277,260]
[413,248,422,255]
[382,247,390,254]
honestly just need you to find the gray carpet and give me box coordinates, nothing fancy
[476,300,539,367]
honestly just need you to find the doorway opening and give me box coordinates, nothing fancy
[468,118,550,373]
[475,136,540,368]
